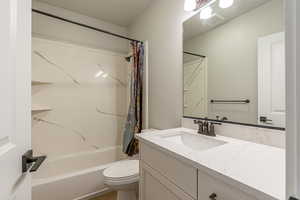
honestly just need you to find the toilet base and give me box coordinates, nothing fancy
[117,190,137,200]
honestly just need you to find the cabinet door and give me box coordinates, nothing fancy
[140,143,197,198]
[140,162,195,200]
[198,170,257,200]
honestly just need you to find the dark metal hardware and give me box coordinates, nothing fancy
[210,99,250,104]
[216,115,228,121]
[260,116,273,124]
[221,117,228,121]
[209,193,217,200]
[194,120,204,134]
[183,51,206,58]
[194,119,220,137]
[32,9,142,43]
[22,150,46,173]
[289,197,299,200]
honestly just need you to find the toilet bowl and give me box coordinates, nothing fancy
[103,160,139,200]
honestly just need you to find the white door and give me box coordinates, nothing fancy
[0,0,32,200]
[183,58,207,118]
[258,32,285,127]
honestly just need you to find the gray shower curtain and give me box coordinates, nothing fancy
[122,41,144,156]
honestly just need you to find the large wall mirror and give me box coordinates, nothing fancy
[183,0,285,129]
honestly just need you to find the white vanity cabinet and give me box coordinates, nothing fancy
[139,142,258,200]
[139,143,197,200]
[197,170,256,200]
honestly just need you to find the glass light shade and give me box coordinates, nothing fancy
[200,6,213,19]
[184,0,197,11]
[219,0,234,8]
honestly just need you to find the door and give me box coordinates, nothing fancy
[183,58,207,118]
[0,0,32,200]
[258,32,285,127]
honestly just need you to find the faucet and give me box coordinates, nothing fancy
[194,119,221,137]
[194,120,204,134]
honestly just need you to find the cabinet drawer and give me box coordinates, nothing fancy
[140,143,197,199]
[198,170,257,200]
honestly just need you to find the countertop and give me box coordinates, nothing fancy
[136,128,285,200]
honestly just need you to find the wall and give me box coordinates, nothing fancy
[183,0,284,124]
[129,0,191,129]
[32,0,129,53]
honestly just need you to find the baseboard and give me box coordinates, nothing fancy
[73,187,112,200]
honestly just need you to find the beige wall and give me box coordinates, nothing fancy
[32,1,129,53]
[184,0,284,124]
[129,0,190,129]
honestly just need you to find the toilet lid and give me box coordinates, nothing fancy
[103,160,139,180]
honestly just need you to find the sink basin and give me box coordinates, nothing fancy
[160,132,226,151]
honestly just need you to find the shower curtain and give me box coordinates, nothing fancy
[123,41,144,156]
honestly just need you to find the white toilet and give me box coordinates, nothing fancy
[103,160,139,200]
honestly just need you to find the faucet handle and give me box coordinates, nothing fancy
[194,119,203,124]
[194,120,204,134]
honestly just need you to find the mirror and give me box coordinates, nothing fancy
[183,0,285,129]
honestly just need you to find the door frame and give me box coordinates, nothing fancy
[286,0,300,199]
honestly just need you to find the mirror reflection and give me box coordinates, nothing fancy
[183,0,285,128]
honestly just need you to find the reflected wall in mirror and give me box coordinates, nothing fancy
[183,0,285,128]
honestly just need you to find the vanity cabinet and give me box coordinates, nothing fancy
[197,170,256,200]
[140,162,195,200]
[139,142,258,200]
[140,143,197,200]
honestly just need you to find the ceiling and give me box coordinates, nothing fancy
[36,0,152,27]
[183,0,272,40]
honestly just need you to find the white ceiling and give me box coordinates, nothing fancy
[184,0,272,40]
[36,0,152,27]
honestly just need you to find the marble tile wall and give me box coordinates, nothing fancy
[32,37,129,176]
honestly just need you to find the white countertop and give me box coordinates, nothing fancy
[136,128,285,200]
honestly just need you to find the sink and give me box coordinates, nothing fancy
[160,131,226,151]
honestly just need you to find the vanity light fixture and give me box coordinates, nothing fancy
[219,0,234,8]
[200,6,213,19]
[184,0,197,11]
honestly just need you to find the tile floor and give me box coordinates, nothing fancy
[89,192,117,200]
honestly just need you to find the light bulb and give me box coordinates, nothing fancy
[200,6,213,19]
[184,0,196,11]
[219,0,234,8]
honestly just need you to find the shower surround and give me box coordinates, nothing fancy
[32,37,129,200]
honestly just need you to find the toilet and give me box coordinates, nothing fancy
[103,160,139,200]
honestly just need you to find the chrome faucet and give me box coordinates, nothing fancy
[194,119,221,137]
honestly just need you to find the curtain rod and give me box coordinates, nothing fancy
[32,9,143,43]
[183,51,206,58]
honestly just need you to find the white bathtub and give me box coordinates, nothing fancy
[32,146,126,200]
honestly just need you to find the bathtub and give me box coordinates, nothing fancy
[32,146,127,200]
